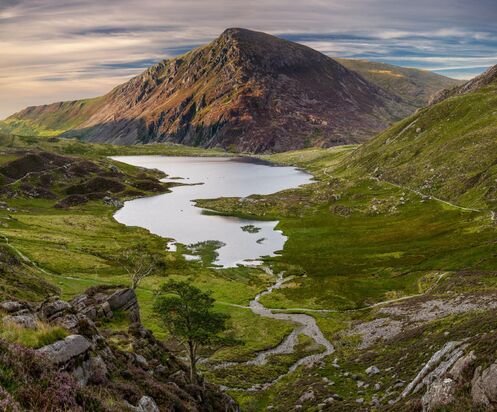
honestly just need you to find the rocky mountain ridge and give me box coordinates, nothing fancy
[429,64,497,105]
[2,28,454,153]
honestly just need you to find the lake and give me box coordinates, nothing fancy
[111,156,312,267]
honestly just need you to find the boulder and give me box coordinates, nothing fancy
[366,365,380,376]
[103,196,124,208]
[40,299,71,319]
[0,300,24,313]
[107,288,140,322]
[53,314,80,330]
[100,301,113,319]
[107,288,137,312]
[73,355,108,386]
[448,351,476,381]
[422,378,455,411]
[37,334,91,364]
[134,353,149,369]
[81,306,97,320]
[137,396,159,412]
[472,361,497,407]
[297,390,315,404]
[3,314,37,329]
[70,294,88,312]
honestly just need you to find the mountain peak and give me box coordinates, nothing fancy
[3,29,452,153]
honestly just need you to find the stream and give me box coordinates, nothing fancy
[214,267,335,392]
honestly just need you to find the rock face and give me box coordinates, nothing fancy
[422,378,456,411]
[401,341,467,398]
[134,396,159,412]
[472,361,497,408]
[37,334,92,364]
[5,28,413,153]
[3,313,37,329]
[399,341,497,412]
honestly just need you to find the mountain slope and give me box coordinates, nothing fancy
[3,28,417,153]
[337,58,462,109]
[342,64,497,209]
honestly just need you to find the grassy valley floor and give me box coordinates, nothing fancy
[0,135,496,411]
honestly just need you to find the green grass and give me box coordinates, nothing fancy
[0,319,68,349]
[343,82,497,209]
[205,334,324,389]
[0,133,496,409]
[0,133,229,160]
[198,166,496,310]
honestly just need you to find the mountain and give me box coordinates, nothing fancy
[336,58,462,109]
[343,64,497,209]
[3,28,430,153]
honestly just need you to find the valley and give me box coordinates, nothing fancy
[0,21,496,412]
[1,96,496,410]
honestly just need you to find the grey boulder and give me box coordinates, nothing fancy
[37,334,91,364]
[0,300,25,313]
[137,396,159,412]
[41,299,71,319]
[422,378,455,411]
[107,288,137,311]
[3,314,37,329]
[472,361,497,407]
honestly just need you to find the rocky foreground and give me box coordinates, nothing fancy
[0,286,238,411]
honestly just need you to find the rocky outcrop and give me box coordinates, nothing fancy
[0,286,239,411]
[3,313,37,329]
[127,396,160,412]
[40,298,71,320]
[421,378,456,411]
[401,341,468,398]
[471,361,497,408]
[401,341,497,412]
[107,288,140,322]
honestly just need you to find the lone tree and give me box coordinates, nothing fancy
[119,248,161,290]
[153,281,229,383]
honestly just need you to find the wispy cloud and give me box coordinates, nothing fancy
[1,0,496,118]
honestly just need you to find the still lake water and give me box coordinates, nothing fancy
[111,156,312,267]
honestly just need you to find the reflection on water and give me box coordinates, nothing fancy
[111,156,312,267]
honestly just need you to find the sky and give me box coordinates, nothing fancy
[1,0,497,119]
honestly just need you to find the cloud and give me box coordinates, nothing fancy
[1,0,496,118]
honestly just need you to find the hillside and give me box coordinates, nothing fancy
[337,58,462,109]
[342,63,497,209]
[3,29,421,153]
